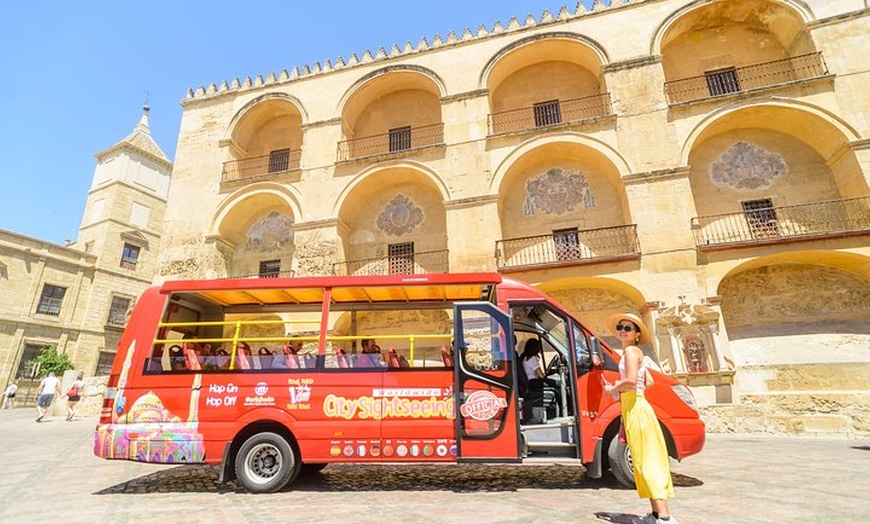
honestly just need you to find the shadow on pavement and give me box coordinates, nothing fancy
[95,463,703,495]
[593,511,643,523]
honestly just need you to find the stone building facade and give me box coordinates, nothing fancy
[158,0,869,435]
[0,108,171,400]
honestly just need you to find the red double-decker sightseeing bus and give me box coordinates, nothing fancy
[95,272,704,492]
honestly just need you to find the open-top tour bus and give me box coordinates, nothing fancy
[95,272,704,493]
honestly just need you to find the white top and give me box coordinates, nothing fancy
[522,355,541,380]
[618,353,648,395]
[39,375,60,396]
[4,384,16,396]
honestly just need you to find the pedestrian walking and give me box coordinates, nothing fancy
[35,372,61,422]
[2,382,18,409]
[64,372,86,421]
[604,313,678,524]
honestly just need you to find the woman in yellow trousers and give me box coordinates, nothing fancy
[604,313,678,524]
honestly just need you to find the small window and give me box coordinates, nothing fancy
[553,228,581,261]
[705,67,741,96]
[742,198,778,238]
[84,241,94,253]
[259,259,281,278]
[388,126,412,152]
[121,243,140,270]
[16,343,48,379]
[107,296,131,326]
[268,148,290,173]
[36,284,66,316]
[95,351,116,376]
[388,242,414,275]
[533,100,562,127]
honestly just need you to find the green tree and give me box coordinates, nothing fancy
[34,345,73,377]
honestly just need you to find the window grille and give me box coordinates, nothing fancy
[259,259,281,278]
[121,243,140,270]
[388,242,414,275]
[705,67,741,96]
[533,100,562,127]
[16,344,47,379]
[553,228,581,261]
[107,296,131,326]
[96,351,116,376]
[388,126,412,152]
[268,148,290,173]
[742,198,779,238]
[36,284,66,316]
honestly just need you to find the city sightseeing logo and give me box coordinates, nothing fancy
[459,390,507,421]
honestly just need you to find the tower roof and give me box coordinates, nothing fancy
[96,105,172,166]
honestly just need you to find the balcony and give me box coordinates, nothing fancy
[221,149,302,184]
[664,52,829,105]
[332,249,449,276]
[495,225,640,271]
[692,196,870,250]
[337,123,444,162]
[488,93,613,135]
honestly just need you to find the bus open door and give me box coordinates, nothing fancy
[453,302,521,462]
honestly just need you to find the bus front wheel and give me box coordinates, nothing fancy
[607,437,636,489]
[235,432,299,493]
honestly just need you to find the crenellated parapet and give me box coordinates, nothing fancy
[183,0,651,104]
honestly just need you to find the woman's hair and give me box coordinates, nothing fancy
[520,338,542,361]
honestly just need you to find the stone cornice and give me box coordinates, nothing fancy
[444,194,499,210]
[441,89,489,104]
[302,117,342,130]
[293,217,342,232]
[603,54,662,73]
[95,142,173,171]
[809,8,869,29]
[623,165,690,184]
[181,0,653,105]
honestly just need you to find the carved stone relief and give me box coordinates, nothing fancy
[376,194,423,236]
[709,141,788,191]
[523,168,595,217]
[244,211,294,252]
[721,264,870,327]
[157,235,230,279]
[294,233,337,277]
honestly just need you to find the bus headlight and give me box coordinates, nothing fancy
[671,384,698,411]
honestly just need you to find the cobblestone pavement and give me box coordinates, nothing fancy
[1,408,868,524]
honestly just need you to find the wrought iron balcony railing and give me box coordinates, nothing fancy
[664,52,828,104]
[337,123,444,162]
[692,196,870,249]
[221,149,302,183]
[488,93,613,135]
[332,249,449,276]
[224,269,298,279]
[495,224,640,271]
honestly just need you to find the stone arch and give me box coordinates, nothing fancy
[211,182,303,240]
[682,99,867,207]
[489,133,632,195]
[480,32,610,90]
[225,93,308,155]
[651,0,816,56]
[336,65,446,131]
[333,160,450,216]
[333,163,450,275]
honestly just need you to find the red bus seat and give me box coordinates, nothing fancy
[440,346,453,367]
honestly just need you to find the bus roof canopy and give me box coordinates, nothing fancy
[158,273,502,307]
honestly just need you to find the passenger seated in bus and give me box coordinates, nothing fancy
[213,348,230,369]
[235,342,253,370]
[199,342,218,370]
[355,339,386,368]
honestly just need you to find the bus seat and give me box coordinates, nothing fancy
[387,348,400,369]
[337,348,350,369]
[236,342,252,370]
[398,354,410,368]
[440,346,454,367]
[183,343,201,371]
[281,347,299,369]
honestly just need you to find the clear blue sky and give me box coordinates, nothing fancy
[0,2,591,245]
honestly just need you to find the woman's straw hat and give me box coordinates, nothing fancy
[606,312,652,345]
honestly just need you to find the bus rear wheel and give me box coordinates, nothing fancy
[607,437,636,489]
[235,432,298,493]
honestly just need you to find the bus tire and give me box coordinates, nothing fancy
[607,437,636,489]
[235,432,299,493]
